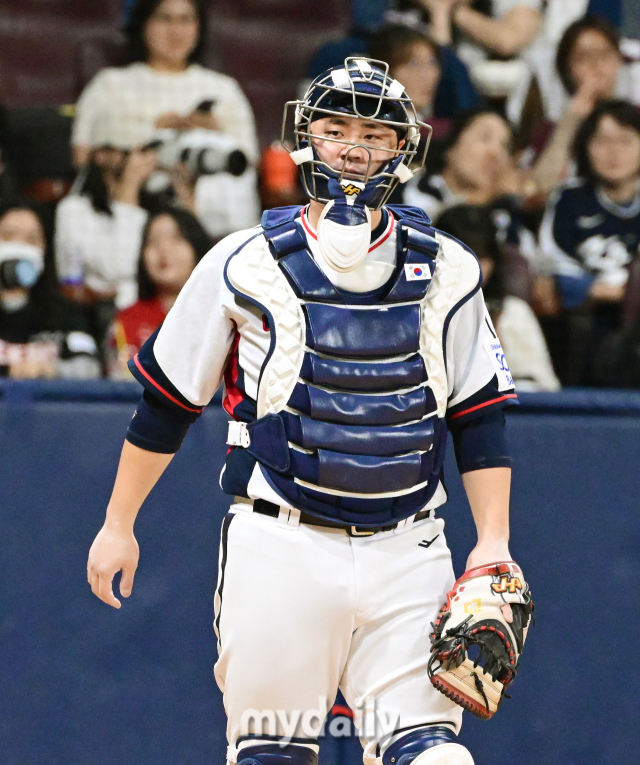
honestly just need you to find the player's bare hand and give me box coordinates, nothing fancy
[87,524,139,609]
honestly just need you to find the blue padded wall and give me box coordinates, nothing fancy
[1,382,639,765]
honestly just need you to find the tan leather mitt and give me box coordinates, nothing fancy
[428,561,534,719]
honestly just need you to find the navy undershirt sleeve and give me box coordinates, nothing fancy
[126,390,201,454]
[448,409,512,474]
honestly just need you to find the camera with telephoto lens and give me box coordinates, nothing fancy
[145,129,248,178]
[0,242,44,290]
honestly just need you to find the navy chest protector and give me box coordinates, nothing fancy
[223,205,448,528]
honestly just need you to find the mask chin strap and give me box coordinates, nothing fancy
[317,198,372,273]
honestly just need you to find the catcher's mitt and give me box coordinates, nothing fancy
[428,561,534,720]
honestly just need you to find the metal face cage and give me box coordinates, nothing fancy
[281,57,433,210]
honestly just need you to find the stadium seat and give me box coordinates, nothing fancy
[211,0,349,26]
[210,15,350,144]
[0,22,78,107]
[0,0,120,22]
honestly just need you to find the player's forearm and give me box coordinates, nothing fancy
[452,6,541,57]
[104,440,174,531]
[462,467,511,548]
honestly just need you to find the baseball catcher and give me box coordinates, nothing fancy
[88,56,533,765]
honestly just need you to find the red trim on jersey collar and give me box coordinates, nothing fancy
[448,393,518,420]
[132,354,203,413]
[300,206,395,252]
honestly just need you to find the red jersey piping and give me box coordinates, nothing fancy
[132,355,203,413]
[300,206,395,252]
[448,393,518,420]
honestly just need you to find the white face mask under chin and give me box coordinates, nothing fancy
[317,200,372,273]
[329,260,396,293]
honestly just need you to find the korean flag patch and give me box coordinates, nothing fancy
[404,263,431,281]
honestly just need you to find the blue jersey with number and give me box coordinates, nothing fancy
[540,179,640,309]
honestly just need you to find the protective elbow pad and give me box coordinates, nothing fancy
[382,726,473,765]
[449,409,511,474]
[237,743,318,765]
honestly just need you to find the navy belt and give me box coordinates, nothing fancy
[252,498,431,537]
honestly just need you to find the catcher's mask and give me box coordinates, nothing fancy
[281,58,431,274]
[282,57,431,211]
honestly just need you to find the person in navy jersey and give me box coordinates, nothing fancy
[540,99,640,383]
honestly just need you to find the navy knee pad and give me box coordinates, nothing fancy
[237,743,318,765]
[382,726,458,765]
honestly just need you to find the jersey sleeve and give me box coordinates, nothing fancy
[445,289,518,424]
[128,229,257,412]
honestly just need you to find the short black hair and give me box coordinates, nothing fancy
[429,107,513,174]
[137,207,212,300]
[556,15,621,95]
[368,24,442,75]
[574,99,640,185]
[435,203,506,304]
[124,0,207,64]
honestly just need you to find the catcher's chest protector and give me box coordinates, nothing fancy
[224,205,469,527]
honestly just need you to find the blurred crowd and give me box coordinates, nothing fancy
[1,0,639,389]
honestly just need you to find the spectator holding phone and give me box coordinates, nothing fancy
[54,140,154,344]
[71,0,260,239]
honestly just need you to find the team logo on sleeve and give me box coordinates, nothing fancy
[404,264,431,281]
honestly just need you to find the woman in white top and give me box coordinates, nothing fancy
[71,0,260,239]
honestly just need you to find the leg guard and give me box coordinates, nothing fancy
[381,727,474,765]
[233,743,318,765]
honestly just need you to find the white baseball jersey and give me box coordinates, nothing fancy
[131,206,516,515]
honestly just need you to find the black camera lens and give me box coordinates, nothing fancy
[226,150,248,177]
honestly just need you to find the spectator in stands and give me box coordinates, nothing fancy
[306,8,481,120]
[437,203,559,390]
[55,143,154,345]
[71,0,260,239]
[404,108,521,217]
[520,16,640,195]
[539,100,640,384]
[557,16,640,108]
[368,25,447,137]
[0,203,100,378]
[107,207,210,378]
[507,1,625,126]
[405,107,559,308]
